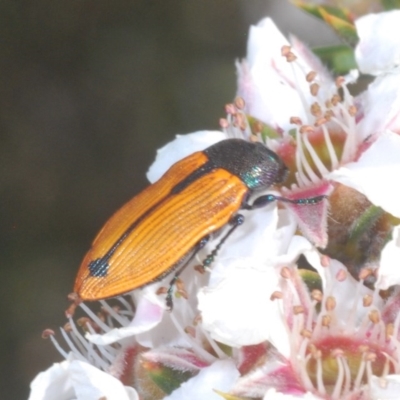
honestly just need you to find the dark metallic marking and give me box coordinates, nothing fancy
[89,258,110,277]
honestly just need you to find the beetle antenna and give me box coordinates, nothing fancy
[244,194,327,210]
[277,195,327,205]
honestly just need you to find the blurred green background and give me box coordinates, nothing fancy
[0,1,337,398]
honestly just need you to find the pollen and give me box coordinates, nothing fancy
[310,83,319,96]
[311,289,323,302]
[234,96,245,110]
[290,116,303,125]
[306,71,317,82]
[281,45,297,62]
[310,102,322,117]
[221,97,257,142]
[325,296,336,311]
[288,63,357,184]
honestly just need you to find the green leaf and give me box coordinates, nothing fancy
[291,0,353,22]
[318,8,358,47]
[247,116,281,140]
[288,128,297,138]
[349,205,385,243]
[382,0,400,10]
[214,390,253,400]
[292,1,358,46]
[217,341,233,357]
[313,45,356,74]
[299,269,322,293]
[145,362,197,395]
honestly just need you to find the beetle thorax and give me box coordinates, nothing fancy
[204,139,288,191]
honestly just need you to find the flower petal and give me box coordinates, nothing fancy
[142,347,209,371]
[206,205,283,269]
[305,251,380,322]
[199,209,311,351]
[357,73,400,139]
[163,359,240,400]
[355,11,400,75]
[69,360,138,400]
[198,257,283,347]
[237,18,333,131]
[263,389,322,399]
[370,374,400,399]
[232,350,303,398]
[328,131,400,218]
[280,182,332,248]
[87,287,164,345]
[146,130,227,183]
[28,361,74,400]
[376,226,400,290]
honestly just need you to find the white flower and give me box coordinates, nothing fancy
[370,375,400,399]
[228,251,400,399]
[376,225,400,290]
[263,388,322,399]
[328,132,400,218]
[329,11,400,219]
[197,210,312,349]
[236,16,400,223]
[341,9,400,313]
[355,10,400,75]
[237,18,332,133]
[29,356,138,400]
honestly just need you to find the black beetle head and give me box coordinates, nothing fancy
[205,139,289,191]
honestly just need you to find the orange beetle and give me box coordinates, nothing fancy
[73,139,323,307]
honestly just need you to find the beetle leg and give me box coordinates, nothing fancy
[201,214,245,270]
[166,236,210,310]
[167,215,246,309]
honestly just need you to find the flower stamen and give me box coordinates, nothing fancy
[301,133,330,176]
[331,350,345,399]
[169,311,219,363]
[315,351,326,395]
[78,303,111,333]
[99,301,131,327]
[320,124,339,169]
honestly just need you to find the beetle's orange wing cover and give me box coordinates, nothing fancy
[74,151,249,300]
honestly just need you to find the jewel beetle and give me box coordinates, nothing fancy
[73,138,324,308]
